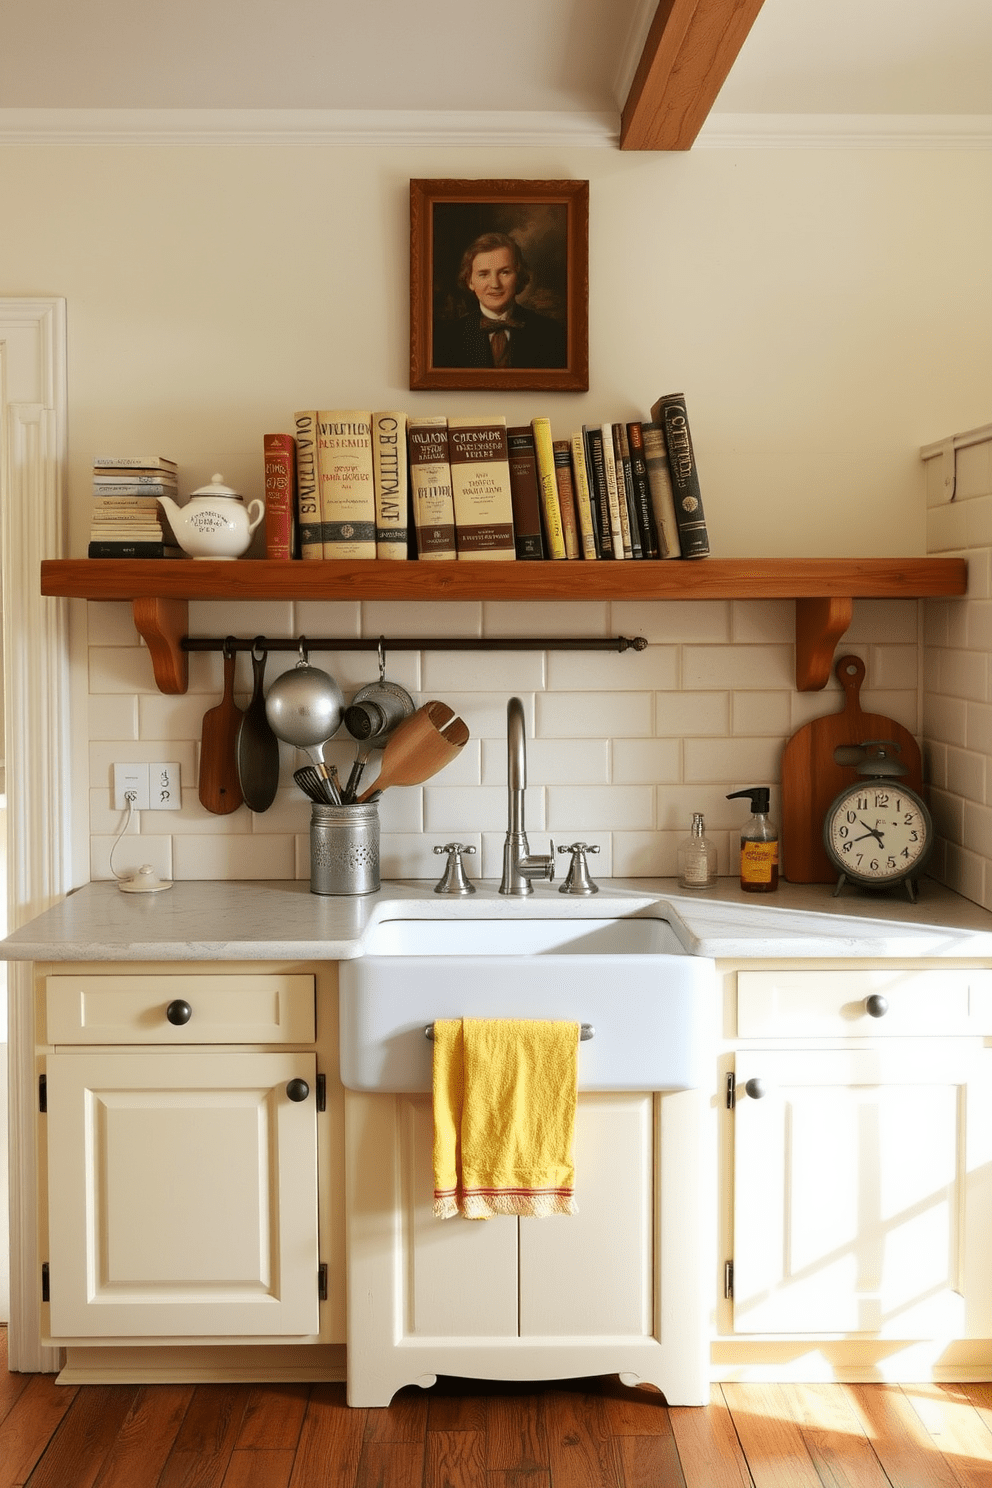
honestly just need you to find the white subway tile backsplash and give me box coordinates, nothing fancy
[684,736,782,785]
[91,833,172,884]
[611,599,730,643]
[89,645,158,695]
[846,600,919,645]
[922,693,967,747]
[537,691,653,738]
[946,747,986,804]
[938,648,989,703]
[173,834,295,880]
[731,600,795,644]
[424,648,545,693]
[868,645,919,692]
[483,601,608,637]
[612,738,681,785]
[956,440,992,500]
[362,599,482,636]
[89,693,139,742]
[731,691,792,737]
[482,737,608,787]
[658,691,729,737]
[682,645,794,690]
[966,702,992,756]
[612,830,673,877]
[547,786,653,831]
[296,600,362,637]
[425,785,536,835]
[87,601,140,646]
[188,599,295,640]
[375,786,425,834]
[547,646,677,692]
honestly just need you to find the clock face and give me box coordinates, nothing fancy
[824,781,933,886]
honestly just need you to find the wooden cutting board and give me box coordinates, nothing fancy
[781,654,922,884]
[198,647,244,814]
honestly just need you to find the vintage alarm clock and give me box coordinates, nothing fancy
[823,740,933,902]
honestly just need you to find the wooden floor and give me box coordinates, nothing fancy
[3,1332,992,1487]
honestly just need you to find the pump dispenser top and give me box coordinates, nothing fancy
[726,787,778,893]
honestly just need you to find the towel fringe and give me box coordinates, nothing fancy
[434,1190,578,1220]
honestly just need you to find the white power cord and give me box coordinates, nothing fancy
[110,794,173,893]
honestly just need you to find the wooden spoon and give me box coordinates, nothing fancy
[356,701,468,802]
[198,642,244,814]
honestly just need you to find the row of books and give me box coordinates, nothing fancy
[87,455,181,559]
[262,393,709,564]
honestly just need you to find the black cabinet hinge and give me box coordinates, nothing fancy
[724,1261,734,1300]
[42,1262,50,1302]
[39,1073,47,1113]
[318,1263,328,1302]
[316,1073,326,1113]
[726,1072,736,1109]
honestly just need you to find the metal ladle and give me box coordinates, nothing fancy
[264,640,344,803]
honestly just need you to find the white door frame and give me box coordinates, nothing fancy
[1,297,71,1371]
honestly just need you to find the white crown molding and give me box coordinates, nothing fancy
[0,107,620,148]
[698,113,992,148]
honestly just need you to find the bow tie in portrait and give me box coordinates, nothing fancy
[481,317,524,333]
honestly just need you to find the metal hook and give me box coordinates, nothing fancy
[222,636,236,661]
[297,636,309,666]
[377,636,386,682]
[251,635,266,661]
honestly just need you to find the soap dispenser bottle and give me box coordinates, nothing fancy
[726,787,779,894]
[677,812,717,889]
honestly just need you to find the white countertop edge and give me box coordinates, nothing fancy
[3,876,992,962]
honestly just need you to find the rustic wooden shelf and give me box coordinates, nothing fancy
[41,557,968,696]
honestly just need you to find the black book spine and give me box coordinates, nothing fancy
[87,541,175,558]
[582,426,614,558]
[654,393,710,559]
[626,422,660,559]
[613,424,642,559]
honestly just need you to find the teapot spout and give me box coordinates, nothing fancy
[156,493,180,527]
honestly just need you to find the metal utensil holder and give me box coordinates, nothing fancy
[310,802,380,895]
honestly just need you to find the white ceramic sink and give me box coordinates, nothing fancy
[361,915,687,957]
[339,915,715,1094]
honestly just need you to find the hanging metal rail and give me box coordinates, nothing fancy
[181,634,648,655]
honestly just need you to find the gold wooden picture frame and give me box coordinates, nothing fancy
[410,178,589,393]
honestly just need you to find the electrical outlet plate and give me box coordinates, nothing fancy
[113,763,149,811]
[113,762,181,810]
[148,762,181,810]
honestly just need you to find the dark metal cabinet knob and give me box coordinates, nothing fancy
[744,1077,768,1100]
[166,999,192,1026]
[865,994,889,1018]
[286,1078,310,1103]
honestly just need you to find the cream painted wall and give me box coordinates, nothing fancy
[1,143,990,557]
[1,141,990,892]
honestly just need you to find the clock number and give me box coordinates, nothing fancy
[875,792,889,808]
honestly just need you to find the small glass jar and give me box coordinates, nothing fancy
[677,812,717,890]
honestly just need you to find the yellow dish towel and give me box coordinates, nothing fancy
[432,1017,580,1220]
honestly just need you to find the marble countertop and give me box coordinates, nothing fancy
[4,876,992,962]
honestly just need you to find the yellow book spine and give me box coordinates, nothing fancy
[530,417,565,560]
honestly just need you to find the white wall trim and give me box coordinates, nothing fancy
[0,107,620,148]
[698,113,992,149]
[1,107,991,151]
[1,296,70,1372]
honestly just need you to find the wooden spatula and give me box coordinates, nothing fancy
[356,701,468,801]
[198,644,244,814]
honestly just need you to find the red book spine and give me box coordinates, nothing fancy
[263,434,297,559]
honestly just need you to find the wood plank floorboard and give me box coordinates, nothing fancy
[5,1337,992,1488]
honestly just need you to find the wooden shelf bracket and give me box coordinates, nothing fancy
[794,597,855,692]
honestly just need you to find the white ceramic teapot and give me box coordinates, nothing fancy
[158,473,264,560]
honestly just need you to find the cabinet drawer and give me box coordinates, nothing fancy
[737,968,992,1038]
[45,974,315,1045]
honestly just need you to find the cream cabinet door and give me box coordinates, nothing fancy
[733,1045,992,1338]
[45,1050,319,1339]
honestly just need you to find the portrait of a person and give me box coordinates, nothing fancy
[432,230,568,371]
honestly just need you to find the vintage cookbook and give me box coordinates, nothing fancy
[506,426,545,560]
[447,416,516,561]
[649,392,710,559]
[407,416,456,560]
[292,410,323,559]
[262,432,297,560]
[530,417,566,560]
[315,410,376,560]
[372,412,409,560]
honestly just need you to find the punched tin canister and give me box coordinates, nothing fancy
[310,802,380,895]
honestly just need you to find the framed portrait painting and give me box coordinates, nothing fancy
[410,178,589,393]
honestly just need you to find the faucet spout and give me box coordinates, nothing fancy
[499,697,555,896]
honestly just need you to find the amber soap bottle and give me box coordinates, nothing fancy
[726,787,779,893]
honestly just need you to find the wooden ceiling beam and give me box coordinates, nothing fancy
[620,0,767,151]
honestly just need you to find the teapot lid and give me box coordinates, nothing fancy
[188,472,243,502]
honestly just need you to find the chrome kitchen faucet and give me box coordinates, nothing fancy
[499,697,555,895]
